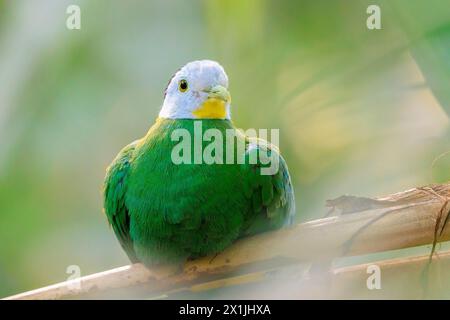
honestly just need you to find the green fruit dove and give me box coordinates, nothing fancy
[103,60,295,266]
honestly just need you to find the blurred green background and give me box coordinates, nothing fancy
[0,0,449,298]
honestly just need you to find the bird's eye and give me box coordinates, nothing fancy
[178,79,188,92]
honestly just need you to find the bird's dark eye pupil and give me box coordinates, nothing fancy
[179,80,188,91]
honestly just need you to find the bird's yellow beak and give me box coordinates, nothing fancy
[193,85,231,119]
[204,85,231,103]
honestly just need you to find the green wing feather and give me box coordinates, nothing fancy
[103,120,295,265]
[241,137,295,236]
[103,141,139,263]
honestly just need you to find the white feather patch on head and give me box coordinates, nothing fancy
[159,60,231,119]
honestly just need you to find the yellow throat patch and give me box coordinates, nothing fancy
[193,98,227,119]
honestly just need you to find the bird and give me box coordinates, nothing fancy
[103,60,295,267]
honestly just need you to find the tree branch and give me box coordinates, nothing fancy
[4,183,450,300]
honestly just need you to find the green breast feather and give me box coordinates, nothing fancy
[103,118,295,266]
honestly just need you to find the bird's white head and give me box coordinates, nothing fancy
[159,60,231,120]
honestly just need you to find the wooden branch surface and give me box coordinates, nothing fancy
[5,183,450,300]
[325,249,450,299]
